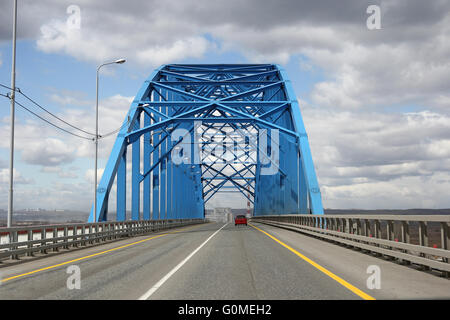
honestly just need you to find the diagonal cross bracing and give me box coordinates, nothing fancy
[88,64,323,222]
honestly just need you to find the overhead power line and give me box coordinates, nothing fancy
[0,83,132,140]
[0,92,94,141]
[0,83,96,136]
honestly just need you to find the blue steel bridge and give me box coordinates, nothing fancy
[88,64,323,222]
[1,64,449,301]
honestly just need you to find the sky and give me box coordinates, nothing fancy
[0,0,449,212]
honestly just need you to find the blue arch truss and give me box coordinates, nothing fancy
[88,64,323,222]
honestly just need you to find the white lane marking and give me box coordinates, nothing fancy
[138,223,228,300]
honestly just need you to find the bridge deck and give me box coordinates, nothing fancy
[0,222,448,299]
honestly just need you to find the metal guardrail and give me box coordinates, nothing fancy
[251,214,450,274]
[0,219,205,262]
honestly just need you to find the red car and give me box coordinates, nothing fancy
[235,215,248,226]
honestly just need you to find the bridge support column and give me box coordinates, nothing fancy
[143,110,151,220]
[132,114,141,221]
[117,148,126,221]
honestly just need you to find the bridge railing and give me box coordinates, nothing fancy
[0,219,205,262]
[251,214,450,274]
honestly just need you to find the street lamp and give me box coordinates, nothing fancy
[94,58,126,223]
[8,0,17,229]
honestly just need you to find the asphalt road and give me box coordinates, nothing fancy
[0,222,448,300]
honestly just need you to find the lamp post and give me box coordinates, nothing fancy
[8,0,18,228]
[94,59,126,223]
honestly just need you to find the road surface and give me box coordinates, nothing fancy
[0,222,448,299]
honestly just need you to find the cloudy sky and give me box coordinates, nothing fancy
[0,0,449,212]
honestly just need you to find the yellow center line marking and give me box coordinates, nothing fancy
[1,223,206,284]
[249,223,376,300]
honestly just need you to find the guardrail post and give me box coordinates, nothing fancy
[374,220,380,239]
[385,220,395,259]
[53,227,58,252]
[419,222,428,248]
[364,219,370,237]
[355,219,361,236]
[441,222,450,277]
[401,221,410,244]
[102,223,106,242]
[386,220,394,241]
[89,225,93,244]
[63,226,69,249]
[398,221,410,265]
[418,221,429,270]
[27,230,33,257]
[72,227,78,248]
[95,224,100,243]
[41,228,47,254]
[106,223,111,240]
[104,223,108,240]
[81,224,86,246]
[372,220,381,255]
[11,231,18,260]
[441,222,449,263]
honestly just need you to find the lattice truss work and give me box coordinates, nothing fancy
[88,64,323,222]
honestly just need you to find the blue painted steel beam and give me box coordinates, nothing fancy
[88,64,323,223]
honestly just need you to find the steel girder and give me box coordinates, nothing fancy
[88,64,323,222]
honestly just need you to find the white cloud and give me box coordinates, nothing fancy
[0,168,33,185]
[40,166,78,178]
[36,14,212,67]
[85,168,104,184]
[20,137,75,166]
[48,90,92,107]
[136,37,211,66]
[302,107,450,208]
[321,174,450,209]
[307,40,450,110]
[8,1,450,112]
